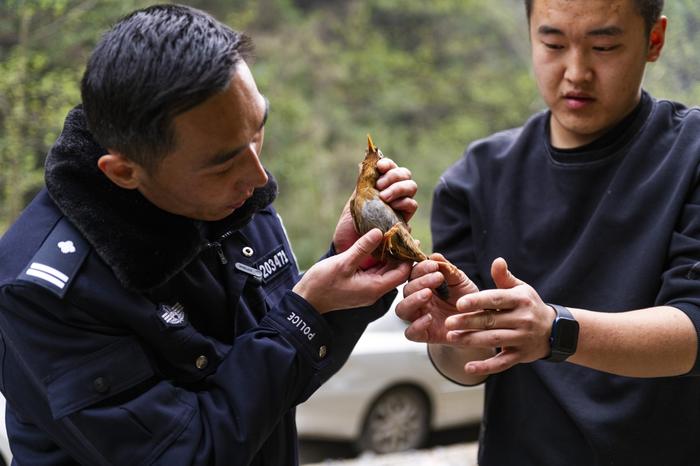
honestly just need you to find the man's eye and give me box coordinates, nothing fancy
[543,42,565,50]
[212,162,235,176]
[593,45,620,52]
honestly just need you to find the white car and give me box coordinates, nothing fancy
[0,395,12,465]
[296,295,484,454]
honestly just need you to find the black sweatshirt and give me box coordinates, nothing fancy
[432,91,700,466]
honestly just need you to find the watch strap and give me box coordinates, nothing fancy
[544,303,578,363]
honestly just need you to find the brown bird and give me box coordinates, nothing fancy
[349,135,452,298]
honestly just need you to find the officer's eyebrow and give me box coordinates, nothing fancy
[202,96,269,169]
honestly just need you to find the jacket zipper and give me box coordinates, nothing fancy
[206,241,227,264]
[206,230,235,265]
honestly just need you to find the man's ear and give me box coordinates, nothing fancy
[97,152,142,189]
[647,16,668,62]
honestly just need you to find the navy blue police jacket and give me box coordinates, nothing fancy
[0,107,396,465]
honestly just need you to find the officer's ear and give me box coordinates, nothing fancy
[97,152,142,190]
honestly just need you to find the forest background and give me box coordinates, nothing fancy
[2,0,700,270]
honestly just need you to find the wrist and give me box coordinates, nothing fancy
[292,279,327,314]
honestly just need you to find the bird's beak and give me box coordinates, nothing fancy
[367,134,377,152]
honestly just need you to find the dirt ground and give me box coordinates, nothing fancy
[300,424,480,466]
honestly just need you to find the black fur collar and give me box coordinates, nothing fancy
[44,106,278,292]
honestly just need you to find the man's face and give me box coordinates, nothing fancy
[530,0,664,148]
[134,61,269,221]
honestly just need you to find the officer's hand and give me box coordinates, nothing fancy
[293,228,411,314]
[332,158,418,257]
[396,254,479,343]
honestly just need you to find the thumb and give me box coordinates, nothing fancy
[344,228,383,267]
[429,253,464,285]
[491,257,523,289]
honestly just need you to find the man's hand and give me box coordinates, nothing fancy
[293,229,411,314]
[395,254,479,343]
[445,258,556,375]
[333,158,418,255]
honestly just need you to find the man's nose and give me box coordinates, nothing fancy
[564,49,593,84]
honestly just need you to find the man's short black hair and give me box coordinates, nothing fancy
[524,0,664,36]
[81,4,253,171]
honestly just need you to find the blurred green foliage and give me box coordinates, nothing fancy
[1,0,699,269]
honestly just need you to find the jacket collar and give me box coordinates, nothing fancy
[44,106,277,292]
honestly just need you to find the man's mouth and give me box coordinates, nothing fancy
[563,92,595,109]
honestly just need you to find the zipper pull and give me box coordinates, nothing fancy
[207,242,228,264]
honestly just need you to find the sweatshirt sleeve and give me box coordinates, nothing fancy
[431,154,486,290]
[657,165,700,376]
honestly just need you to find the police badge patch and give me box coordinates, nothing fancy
[158,302,187,327]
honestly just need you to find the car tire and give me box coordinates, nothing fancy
[357,385,430,454]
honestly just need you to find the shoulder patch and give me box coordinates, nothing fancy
[17,217,90,298]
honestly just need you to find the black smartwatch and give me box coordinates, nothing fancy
[544,304,579,362]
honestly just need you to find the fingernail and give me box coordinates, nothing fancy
[456,298,471,311]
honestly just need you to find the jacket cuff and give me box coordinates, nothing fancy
[261,290,333,364]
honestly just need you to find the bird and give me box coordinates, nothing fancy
[349,135,451,299]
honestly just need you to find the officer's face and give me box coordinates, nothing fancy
[134,61,269,221]
[529,0,665,148]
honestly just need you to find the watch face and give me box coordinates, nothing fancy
[553,318,579,353]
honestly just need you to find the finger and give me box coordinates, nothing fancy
[456,289,520,313]
[446,310,499,331]
[447,328,518,348]
[378,179,417,203]
[376,166,413,191]
[343,228,383,267]
[403,313,433,342]
[491,257,524,289]
[407,259,441,281]
[431,257,469,287]
[370,261,412,290]
[395,288,432,322]
[403,271,445,296]
[387,197,418,222]
[464,350,519,376]
[375,158,401,176]
[429,252,447,262]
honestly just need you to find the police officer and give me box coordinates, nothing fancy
[0,5,416,465]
